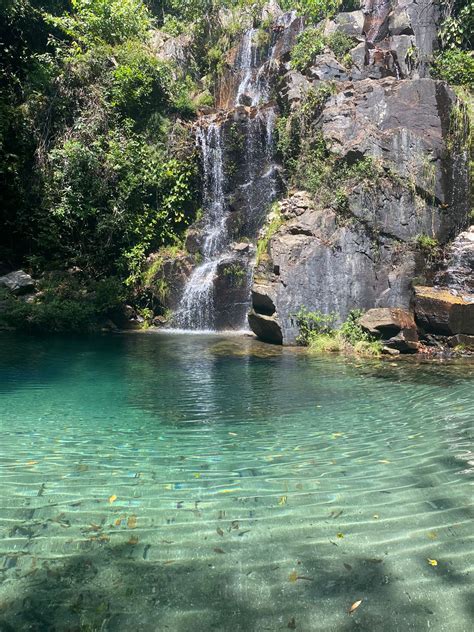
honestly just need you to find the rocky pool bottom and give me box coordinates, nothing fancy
[0,332,472,632]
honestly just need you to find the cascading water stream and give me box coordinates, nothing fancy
[173,13,299,331]
[175,123,228,330]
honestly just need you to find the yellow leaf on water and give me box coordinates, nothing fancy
[228,432,238,437]
[219,489,236,494]
[193,473,201,478]
[26,460,39,466]
[378,460,391,464]
[427,531,438,540]
[108,495,117,504]
[288,570,298,583]
[332,433,343,439]
[349,600,362,614]
[336,533,344,539]
[128,535,139,545]
[278,496,288,506]
[127,515,137,529]
[427,558,438,566]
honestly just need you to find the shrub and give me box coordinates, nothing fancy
[256,206,284,263]
[432,49,474,87]
[309,333,342,353]
[294,307,336,345]
[291,28,326,72]
[295,306,382,357]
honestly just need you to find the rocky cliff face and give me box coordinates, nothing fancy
[248,0,471,344]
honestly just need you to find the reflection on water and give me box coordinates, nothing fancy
[0,332,473,631]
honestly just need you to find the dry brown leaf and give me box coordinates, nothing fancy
[127,515,137,529]
[349,600,362,614]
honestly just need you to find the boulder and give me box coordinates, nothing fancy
[333,11,365,38]
[309,54,349,82]
[261,0,283,22]
[359,307,417,336]
[0,270,35,295]
[360,307,419,352]
[448,334,474,349]
[248,310,283,344]
[414,286,474,335]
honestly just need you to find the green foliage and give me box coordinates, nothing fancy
[256,206,283,263]
[281,0,343,24]
[339,309,370,346]
[291,28,326,72]
[291,27,355,72]
[295,307,382,357]
[222,262,247,287]
[438,1,473,50]
[415,234,440,254]
[0,275,124,332]
[46,0,154,47]
[432,49,474,87]
[0,0,200,287]
[325,30,355,63]
[294,306,336,345]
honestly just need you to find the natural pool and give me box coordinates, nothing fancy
[0,332,472,632]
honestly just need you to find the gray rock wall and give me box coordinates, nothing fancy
[248,2,471,345]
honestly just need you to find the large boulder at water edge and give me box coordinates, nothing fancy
[414,286,474,336]
[360,308,420,352]
[0,270,36,295]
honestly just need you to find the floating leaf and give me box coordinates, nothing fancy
[219,489,235,494]
[114,518,122,527]
[288,570,298,583]
[344,563,353,571]
[378,460,391,464]
[427,558,438,566]
[128,535,139,545]
[127,515,137,529]
[373,514,380,520]
[108,495,117,504]
[278,496,288,506]
[332,433,343,439]
[26,461,39,466]
[193,473,201,479]
[336,532,344,539]
[228,432,238,437]
[216,527,224,537]
[349,600,362,614]
[427,531,438,540]
[214,547,225,554]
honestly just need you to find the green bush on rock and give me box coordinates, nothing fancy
[295,307,383,357]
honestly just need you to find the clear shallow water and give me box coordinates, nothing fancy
[0,333,472,632]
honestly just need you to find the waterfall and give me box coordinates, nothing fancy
[172,12,299,331]
[175,122,228,330]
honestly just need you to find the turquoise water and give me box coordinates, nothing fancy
[0,332,472,632]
